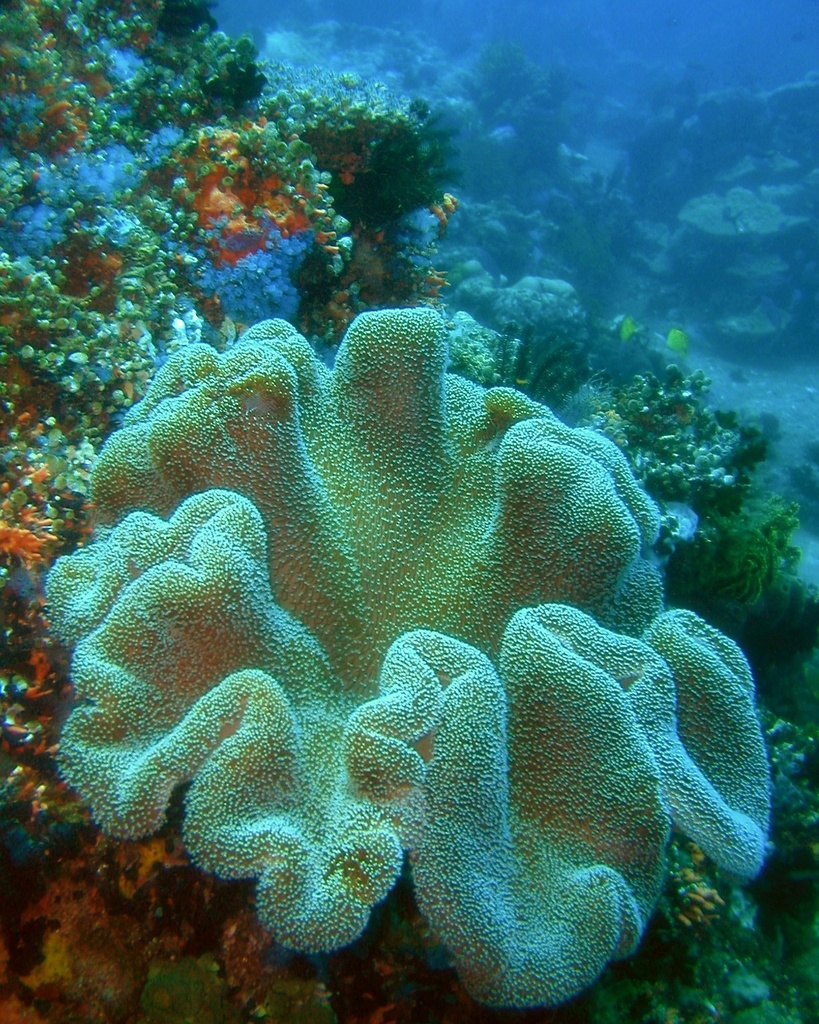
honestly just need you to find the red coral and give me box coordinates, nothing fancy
[179,124,331,266]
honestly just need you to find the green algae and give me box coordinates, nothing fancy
[140,954,239,1024]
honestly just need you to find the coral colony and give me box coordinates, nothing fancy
[2,2,818,1023]
[48,308,769,1008]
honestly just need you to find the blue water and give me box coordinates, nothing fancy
[214,0,819,91]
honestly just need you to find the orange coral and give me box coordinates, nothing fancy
[40,96,88,152]
[429,191,458,237]
[116,835,189,899]
[673,842,726,928]
[0,519,52,567]
[180,124,331,265]
[25,648,56,700]
[0,994,48,1024]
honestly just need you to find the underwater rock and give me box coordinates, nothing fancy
[449,268,590,347]
[677,186,807,238]
[492,274,588,335]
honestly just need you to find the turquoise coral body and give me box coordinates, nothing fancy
[47,307,771,1009]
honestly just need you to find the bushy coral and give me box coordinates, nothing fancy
[666,496,801,609]
[257,67,458,338]
[47,308,770,1009]
[580,365,767,517]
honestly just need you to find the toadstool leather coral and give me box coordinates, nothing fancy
[47,307,770,1008]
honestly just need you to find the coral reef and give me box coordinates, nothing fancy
[47,307,770,1009]
[0,6,458,1021]
[677,187,808,240]
[623,76,819,359]
[444,275,593,407]
[258,67,459,338]
[576,365,767,518]
[571,367,819,688]
[463,41,570,198]
[0,0,457,476]
[2,4,816,1022]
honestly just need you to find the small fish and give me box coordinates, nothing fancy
[619,315,639,342]
[666,327,689,356]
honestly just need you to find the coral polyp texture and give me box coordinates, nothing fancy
[46,307,771,1009]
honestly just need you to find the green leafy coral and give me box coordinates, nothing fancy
[47,308,770,1009]
[574,365,799,605]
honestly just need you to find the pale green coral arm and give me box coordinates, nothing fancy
[644,609,771,878]
[405,611,668,1008]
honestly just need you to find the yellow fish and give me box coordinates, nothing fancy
[666,327,689,356]
[619,315,639,342]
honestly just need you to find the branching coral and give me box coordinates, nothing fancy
[47,308,770,1009]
